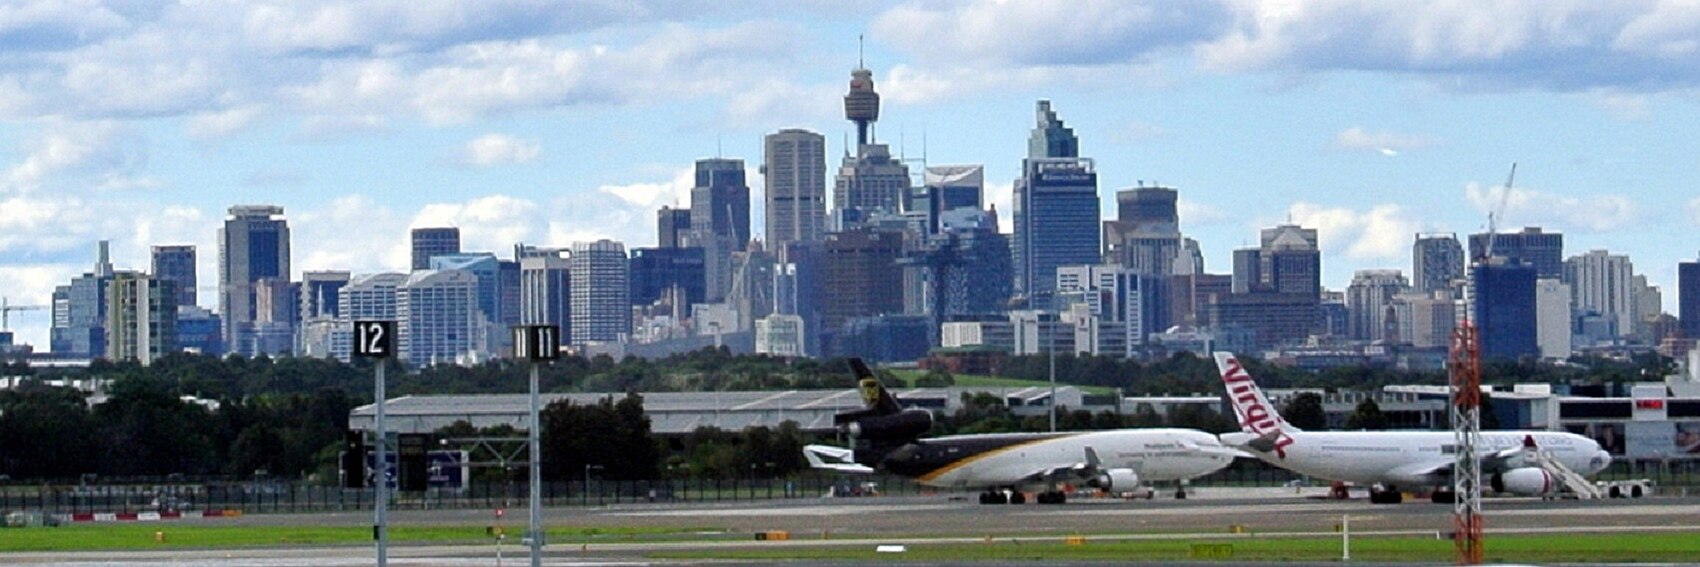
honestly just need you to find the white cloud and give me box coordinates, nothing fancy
[1332,126,1435,155]
[873,0,1230,67]
[459,134,540,167]
[1463,181,1637,233]
[598,167,694,210]
[1686,197,1700,227]
[187,106,264,140]
[1177,198,1227,227]
[2,122,153,194]
[1285,201,1418,261]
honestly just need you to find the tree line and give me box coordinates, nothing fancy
[2,348,1651,481]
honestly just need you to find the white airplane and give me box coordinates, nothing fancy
[805,359,1240,504]
[1212,351,1613,503]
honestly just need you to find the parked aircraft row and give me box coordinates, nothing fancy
[804,354,1614,505]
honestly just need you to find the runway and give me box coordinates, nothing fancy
[8,487,1700,566]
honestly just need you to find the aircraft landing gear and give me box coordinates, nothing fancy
[1430,488,1456,504]
[978,490,1008,505]
[1008,490,1027,505]
[1036,490,1067,505]
[1369,484,1404,504]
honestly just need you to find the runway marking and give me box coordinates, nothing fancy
[605,504,957,517]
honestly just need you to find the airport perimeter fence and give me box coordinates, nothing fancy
[0,473,917,516]
[8,458,1700,516]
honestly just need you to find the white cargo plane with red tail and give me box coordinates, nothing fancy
[1213,352,1613,503]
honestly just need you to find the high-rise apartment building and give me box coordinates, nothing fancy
[410,227,461,270]
[763,129,827,246]
[1564,250,1634,337]
[1012,100,1100,308]
[1412,233,1464,294]
[105,273,178,365]
[569,240,630,344]
[151,245,197,307]
[1470,227,1563,279]
[219,205,290,357]
[1346,270,1409,341]
[397,270,481,365]
[1536,278,1573,359]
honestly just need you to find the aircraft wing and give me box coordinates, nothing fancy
[803,444,875,474]
[1384,461,1452,485]
[1011,446,1100,485]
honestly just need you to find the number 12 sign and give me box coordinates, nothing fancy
[354,320,395,359]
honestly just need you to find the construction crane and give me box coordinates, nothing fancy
[1452,162,1514,565]
[2,296,48,331]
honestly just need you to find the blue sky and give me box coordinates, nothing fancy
[4,1,1700,349]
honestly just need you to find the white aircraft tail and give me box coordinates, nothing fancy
[1213,352,1298,458]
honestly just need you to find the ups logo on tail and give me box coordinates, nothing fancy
[859,378,881,405]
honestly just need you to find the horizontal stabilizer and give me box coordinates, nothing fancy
[803,444,874,473]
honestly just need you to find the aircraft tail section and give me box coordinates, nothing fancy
[1213,352,1297,458]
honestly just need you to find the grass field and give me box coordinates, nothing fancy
[7,523,1700,563]
[651,532,1700,564]
[0,524,722,552]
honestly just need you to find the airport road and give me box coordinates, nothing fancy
[8,487,1700,566]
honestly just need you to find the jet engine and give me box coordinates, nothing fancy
[846,408,933,442]
[1088,468,1140,493]
[1491,467,1555,496]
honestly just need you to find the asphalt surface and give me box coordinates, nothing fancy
[9,486,1700,566]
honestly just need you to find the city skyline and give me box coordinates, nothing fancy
[5,2,1700,348]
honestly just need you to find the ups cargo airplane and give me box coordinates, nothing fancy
[1213,352,1613,503]
[804,359,1239,504]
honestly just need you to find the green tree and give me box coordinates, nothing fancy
[0,383,96,478]
[1282,392,1328,430]
[914,369,955,387]
[1345,398,1389,430]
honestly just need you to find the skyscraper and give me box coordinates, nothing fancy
[219,205,290,357]
[1104,185,1184,276]
[1474,260,1539,361]
[657,206,692,249]
[1012,100,1100,308]
[629,247,706,307]
[297,270,350,359]
[1681,256,1700,338]
[569,240,630,344]
[1469,226,1563,279]
[689,158,750,302]
[411,227,461,270]
[1412,233,1464,294]
[764,129,827,247]
[820,228,905,342]
[518,248,570,338]
[50,241,115,357]
[903,209,1012,336]
[151,245,197,307]
[1260,224,1321,297]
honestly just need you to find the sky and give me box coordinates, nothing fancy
[4,0,1700,350]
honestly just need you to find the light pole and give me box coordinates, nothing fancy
[514,325,558,567]
[583,464,603,505]
[1047,313,1057,433]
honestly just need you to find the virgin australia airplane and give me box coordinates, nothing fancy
[1212,352,1612,503]
[804,359,1239,504]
